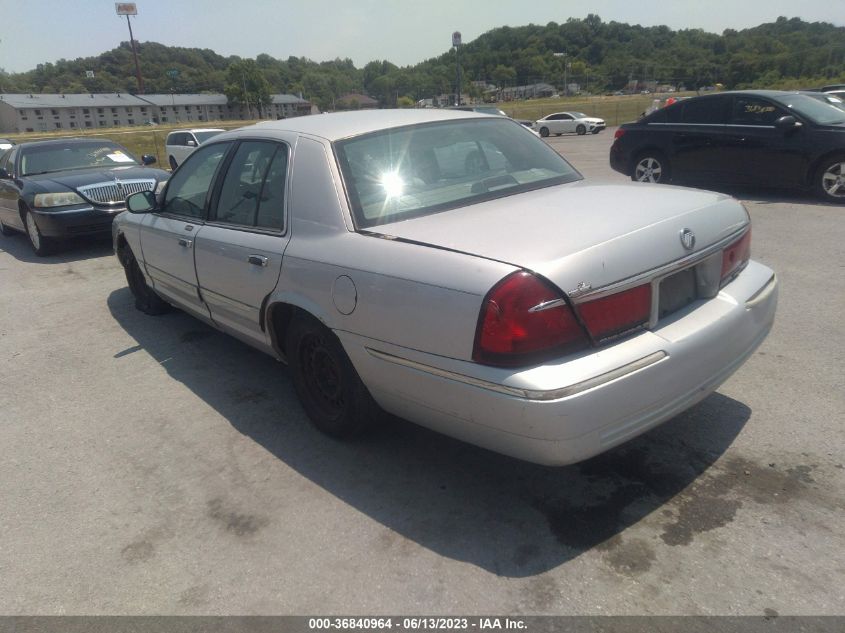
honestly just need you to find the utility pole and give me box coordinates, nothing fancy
[242,72,252,119]
[553,52,567,96]
[452,31,462,106]
[116,3,144,94]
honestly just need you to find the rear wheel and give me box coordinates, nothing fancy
[815,155,845,204]
[576,124,587,135]
[632,152,670,184]
[539,127,549,138]
[23,209,53,256]
[286,314,382,438]
[123,246,171,315]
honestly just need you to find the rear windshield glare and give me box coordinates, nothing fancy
[335,118,581,228]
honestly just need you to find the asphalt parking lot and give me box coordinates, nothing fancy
[1,128,843,615]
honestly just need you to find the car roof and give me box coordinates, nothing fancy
[167,128,225,134]
[11,137,125,150]
[232,109,490,142]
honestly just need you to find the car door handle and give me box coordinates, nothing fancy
[248,254,268,267]
[178,238,193,248]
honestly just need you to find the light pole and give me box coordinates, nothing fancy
[553,52,567,96]
[452,31,462,106]
[116,3,144,94]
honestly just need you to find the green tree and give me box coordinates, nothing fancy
[224,59,271,117]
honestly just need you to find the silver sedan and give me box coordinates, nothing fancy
[114,109,777,466]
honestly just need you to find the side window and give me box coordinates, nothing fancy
[681,97,728,124]
[162,142,231,219]
[213,141,287,231]
[165,133,176,146]
[730,97,785,126]
[560,114,573,120]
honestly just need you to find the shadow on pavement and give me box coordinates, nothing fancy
[0,230,113,264]
[107,287,751,578]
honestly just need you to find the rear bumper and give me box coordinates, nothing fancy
[339,260,777,466]
[29,205,123,238]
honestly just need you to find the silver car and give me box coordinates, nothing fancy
[114,110,777,466]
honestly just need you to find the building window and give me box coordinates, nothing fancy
[97,108,104,114]
[51,109,58,115]
[113,120,120,126]
[99,121,107,127]
[34,109,41,115]
[37,116,43,120]
[21,116,28,120]
[111,107,117,114]
[26,128,34,132]
[69,122,76,128]
[85,121,92,128]
[127,119,134,125]
[140,107,147,114]
[69,115,75,119]
[83,108,89,114]
[161,116,168,122]
[55,122,62,128]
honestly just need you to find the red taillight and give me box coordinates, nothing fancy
[473,272,589,367]
[721,229,751,282]
[577,284,652,341]
[614,128,626,140]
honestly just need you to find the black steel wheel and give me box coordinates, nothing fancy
[286,314,382,438]
[123,246,171,315]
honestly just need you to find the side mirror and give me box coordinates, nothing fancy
[0,168,9,179]
[141,154,156,165]
[186,139,197,147]
[774,115,801,130]
[126,190,157,214]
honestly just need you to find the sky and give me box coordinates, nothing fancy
[1,0,844,74]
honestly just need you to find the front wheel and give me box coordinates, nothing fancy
[123,246,171,315]
[576,124,587,135]
[23,209,53,256]
[539,127,549,138]
[286,314,382,438]
[632,153,670,184]
[815,155,845,204]
[591,128,601,134]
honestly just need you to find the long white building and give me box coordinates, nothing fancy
[0,92,315,133]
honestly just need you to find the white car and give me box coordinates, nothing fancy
[534,112,606,137]
[164,128,224,170]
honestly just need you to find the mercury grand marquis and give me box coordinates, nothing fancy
[113,109,778,466]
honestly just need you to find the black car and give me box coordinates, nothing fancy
[609,90,845,203]
[0,138,169,255]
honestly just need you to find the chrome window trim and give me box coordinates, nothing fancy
[365,347,668,402]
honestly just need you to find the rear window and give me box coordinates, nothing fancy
[335,119,581,228]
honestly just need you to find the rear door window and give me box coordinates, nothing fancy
[212,140,287,231]
[681,97,729,124]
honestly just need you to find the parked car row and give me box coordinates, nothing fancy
[110,109,776,466]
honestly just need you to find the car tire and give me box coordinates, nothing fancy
[0,221,15,237]
[539,127,550,138]
[576,124,587,135]
[169,156,178,171]
[286,313,382,439]
[815,154,845,204]
[123,246,171,315]
[23,209,54,256]
[591,128,601,134]
[632,152,670,184]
